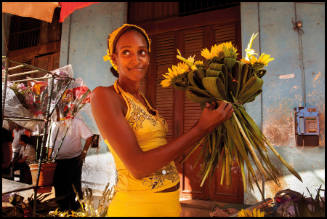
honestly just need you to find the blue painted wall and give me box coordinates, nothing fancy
[59,2,127,153]
[241,2,325,204]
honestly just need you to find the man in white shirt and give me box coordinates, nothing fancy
[48,116,93,211]
[12,126,26,162]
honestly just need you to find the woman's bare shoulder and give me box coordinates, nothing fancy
[91,85,116,101]
[92,85,114,95]
[91,85,125,113]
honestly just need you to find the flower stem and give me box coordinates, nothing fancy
[232,112,269,179]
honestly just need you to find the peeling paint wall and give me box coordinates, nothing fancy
[59,2,128,154]
[241,2,325,205]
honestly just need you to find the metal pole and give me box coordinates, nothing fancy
[8,69,40,77]
[10,76,53,83]
[3,116,46,122]
[1,57,9,128]
[8,59,58,77]
[257,2,265,202]
[32,76,54,216]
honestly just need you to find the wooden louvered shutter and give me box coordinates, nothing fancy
[151,32,176,142]
[180,27,210,200]
[209,21,243,203]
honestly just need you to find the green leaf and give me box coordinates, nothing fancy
[187,71,198,88]
[209,63,224,71]
[185,86,211,103]
[202,77,225,100]
[238,76,263,104]
[206,69,221,77]
[240,63,249,91]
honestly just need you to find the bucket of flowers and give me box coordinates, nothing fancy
[7,64,91,193]
[25,65,74,193]
[160,33,303,195]
[32,73,91,193]
[47,77,92,162]
[27,81,91,194]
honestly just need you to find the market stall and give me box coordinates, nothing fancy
[2,56,75,216]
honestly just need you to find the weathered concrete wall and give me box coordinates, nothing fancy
[59,2,127,191]
[241,2,325,205]
[59,2,127,154]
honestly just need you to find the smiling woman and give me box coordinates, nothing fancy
[90,24,234,216]
[103,24,151,78]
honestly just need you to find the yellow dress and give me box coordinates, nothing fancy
[105,80,181,217]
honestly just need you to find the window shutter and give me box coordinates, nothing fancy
[180,27,210,199]
[152,32,176,141]
[213,23,237,44]
[210,22,244,203]
[183,27,205,134]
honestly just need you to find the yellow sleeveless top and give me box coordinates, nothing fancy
[104,80,180,193]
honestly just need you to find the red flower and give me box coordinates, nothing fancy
[33,110,43,116]
[24,130,31,136]
[73,86,90,100]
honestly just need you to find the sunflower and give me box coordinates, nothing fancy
[221,41,238,58]
[237,208,265,217]
[256,53,274,66]
[201,48,213,60]
[176,49,197,70]
[241,33,274,67]
[160,62,190,88]
[242,53,274,68]
[194,60,204,66]
[201,44,224,60]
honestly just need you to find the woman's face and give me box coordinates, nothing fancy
[112,30,150,82]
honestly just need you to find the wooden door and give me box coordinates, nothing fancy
[137,6,243,203]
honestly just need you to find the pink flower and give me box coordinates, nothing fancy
[17,83,26,91]
[25,92,34,105]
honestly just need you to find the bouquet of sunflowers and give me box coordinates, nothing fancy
[161,33,302,194]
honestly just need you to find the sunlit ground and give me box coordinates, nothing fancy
[244,169,325,205]
[81,152,117,193]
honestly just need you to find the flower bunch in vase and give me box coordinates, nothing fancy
[48,77,91,161]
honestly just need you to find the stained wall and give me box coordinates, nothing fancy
[241,2,325,204]
[59,2,127,154]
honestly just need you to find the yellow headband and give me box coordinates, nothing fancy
[103,24,151,71]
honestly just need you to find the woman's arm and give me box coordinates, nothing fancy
[91,87,233,179]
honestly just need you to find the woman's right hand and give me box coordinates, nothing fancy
[196,101,234,133]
